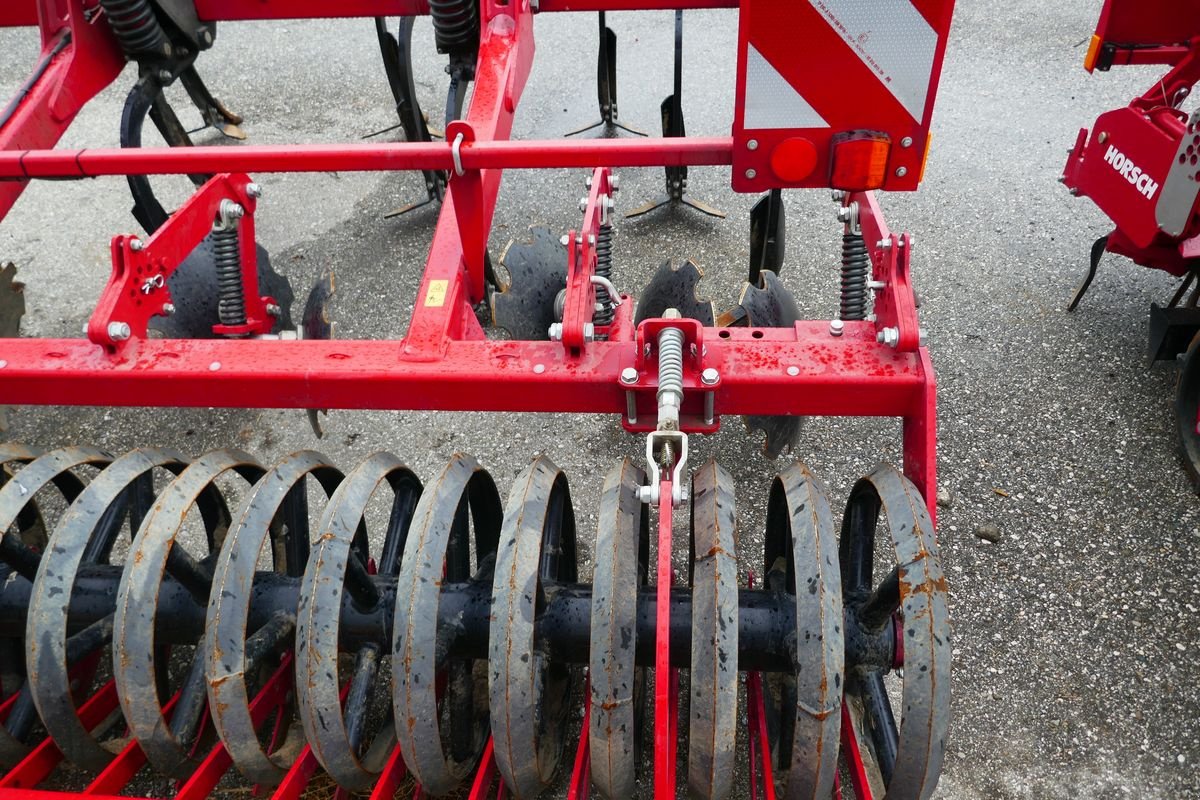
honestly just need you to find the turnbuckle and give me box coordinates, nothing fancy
[638,310,689,506]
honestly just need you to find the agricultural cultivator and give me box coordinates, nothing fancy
[0,0,955,798]
[1062,0,1200,488]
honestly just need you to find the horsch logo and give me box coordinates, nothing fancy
[1103,145,1159,200]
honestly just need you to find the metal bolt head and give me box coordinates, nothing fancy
[158,69,173,83]
[107,321,131,341]
[745,169,757,179]
[895,166,908,178]
[246,183,263,198]
[701,367,719,386]
[560,234,570,247]
[829,319,845,337]
[609,175,620,192]
[548,322,563,341]
[267,303,282,317]
[129,239,144,252]
[900,136,913,148]
[162,303,175,316]
[579,197,589,213]
[786,366,800,377]
[620,367,638,384]
[878,238,892,249]
[663,308,682,320]
[747,139,758,150]
[586,176,593,189]
[583,323,595,342]
[533,363,546,374]
[876,327,900,347]
[1098,132,1108,144]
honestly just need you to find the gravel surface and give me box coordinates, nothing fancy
[2,0,1199,797]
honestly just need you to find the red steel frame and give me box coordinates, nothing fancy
[0,0,942,798]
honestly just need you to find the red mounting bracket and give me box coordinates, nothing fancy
[853,190,921,353]
[88,173,278,351]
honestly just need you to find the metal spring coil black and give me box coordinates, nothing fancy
[212,228,247,327]
[429,0,479,55]
[839,231,870,321]
[593,222,615,332]
[99,0,170,57]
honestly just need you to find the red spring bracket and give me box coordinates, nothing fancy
[88,173,280,351]
[852,191,921,353]
[560,167,617,350]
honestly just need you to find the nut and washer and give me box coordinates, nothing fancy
[829,319,845,337]
[877,327,900,348]
[107,322,131,341]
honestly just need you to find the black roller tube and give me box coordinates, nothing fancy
[0,567,805,672]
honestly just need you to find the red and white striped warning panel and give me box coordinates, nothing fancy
[732,0,955,193]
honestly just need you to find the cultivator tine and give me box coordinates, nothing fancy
[491,227,569,340]
[840,465,951,799]
[589,460,648,800]
[301,271,337,437]
[687,461,739,800]
[489,457,579,798]
[1066,234,1110,312]
[179,67,246,141]
[565,13,647,138]
[627,12,723,219]
[393,455,500,795]
[376,16,447,217]
[749,190,786,286]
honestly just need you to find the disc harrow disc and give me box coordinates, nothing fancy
[740,270,804,459]
[840,465,950,800]
[490,456,579,799]
[297,452,422,791]
[589,459,648,800]
[114,449,260,778]
[393,454,501,796]
[687,459,739,800]
[490,226,568,341]
[205,451,345,787]
[634,259,715,326]
[763,462,843,799]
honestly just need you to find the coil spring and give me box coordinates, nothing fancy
[99,0,170,58]
[593,223,614,332]
[657,327,684,403]
[839,231,870,321]
[213,223,247,328]
[429,0,479,55]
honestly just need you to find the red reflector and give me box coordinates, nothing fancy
[830,133,891,191]
[769,137,818,182]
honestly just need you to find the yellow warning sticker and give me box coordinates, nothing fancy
[424,279,448,308]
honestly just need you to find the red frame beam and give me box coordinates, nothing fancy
[0,325,927,417]
[0,137,734,178]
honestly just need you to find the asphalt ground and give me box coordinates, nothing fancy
[1,1,1199,797]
